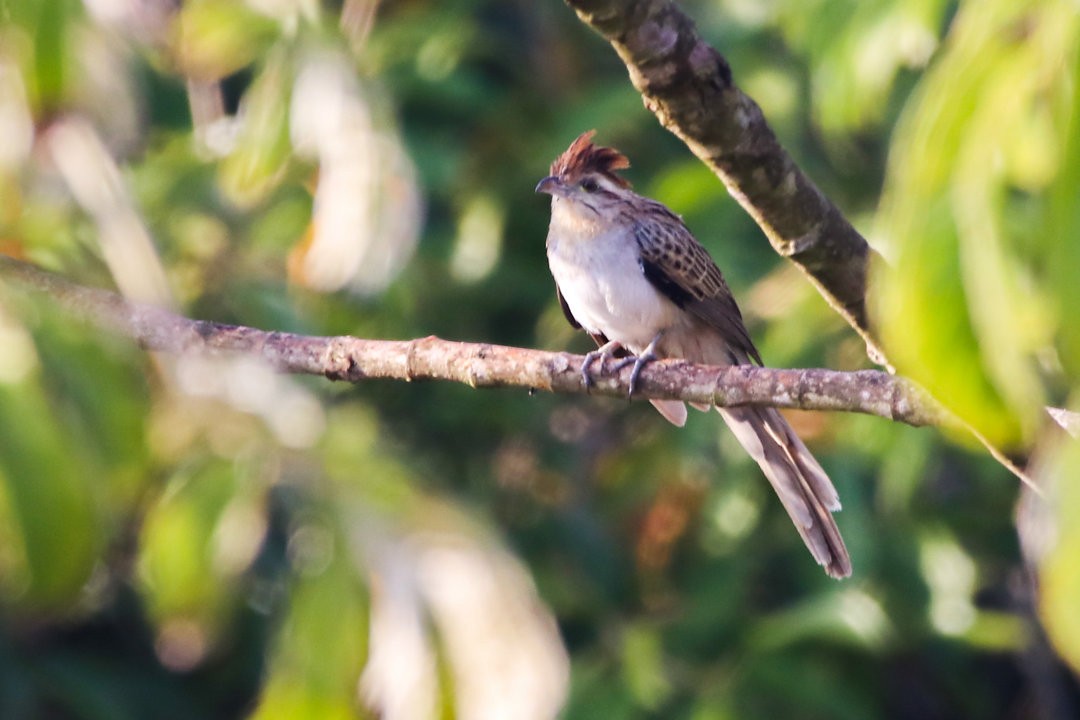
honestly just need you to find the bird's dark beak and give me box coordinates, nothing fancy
[535,175,562,196]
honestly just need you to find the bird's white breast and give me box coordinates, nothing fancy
[546,201,680,353]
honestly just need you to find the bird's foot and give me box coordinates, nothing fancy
[608,332,663,398]
[581,340,625,389]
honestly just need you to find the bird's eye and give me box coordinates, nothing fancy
[580,178,600,193]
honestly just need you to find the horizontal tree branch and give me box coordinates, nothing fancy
[1,255,946,426]
[563,0,885,362]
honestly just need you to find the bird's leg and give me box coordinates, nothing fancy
[581,340,625,389]
[608,331,663,398]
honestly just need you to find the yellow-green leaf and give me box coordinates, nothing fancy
[174,0,279,81]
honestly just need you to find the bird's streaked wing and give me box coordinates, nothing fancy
[631,203,762,365]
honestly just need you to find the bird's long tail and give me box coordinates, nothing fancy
[718,406,851,578]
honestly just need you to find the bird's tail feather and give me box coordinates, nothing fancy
[647,399,710,426]
[718,406,851,578]
[649,399,688,427]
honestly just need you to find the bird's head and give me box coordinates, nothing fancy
[535,131,633,215]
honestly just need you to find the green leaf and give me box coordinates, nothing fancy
[873,0,1080,445]
[175,0,280,81]
[620,623,672,710]
[218,49,294,208]
[30,0,76,111]
[137,457,265,653]
[1038,436,1080,674]
[1042,27,1080,380]
[0,374,102,609]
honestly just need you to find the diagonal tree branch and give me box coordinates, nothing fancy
[0,255,944,426]
[563,0,884,362]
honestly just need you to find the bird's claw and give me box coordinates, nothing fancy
[603,332,663,399]
[628,350,657,397]
[581,341,623,390]
[609,348,656,398]
[580,334,662,397]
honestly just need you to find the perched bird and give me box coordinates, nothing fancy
[537,131,851,578]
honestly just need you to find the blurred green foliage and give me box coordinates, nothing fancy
[874,0,1079,446]
[0,0,1077,719]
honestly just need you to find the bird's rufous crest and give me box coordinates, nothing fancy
[549,130,632,188]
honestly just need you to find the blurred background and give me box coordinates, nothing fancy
[0,0,1078,718]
